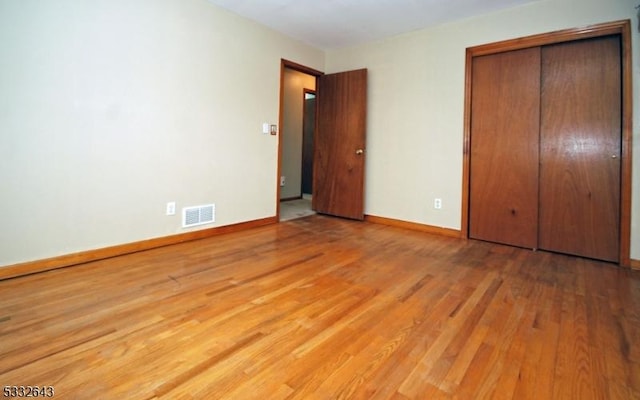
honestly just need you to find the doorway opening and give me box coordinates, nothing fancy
[278,63,319,221]
[277,60,368,222]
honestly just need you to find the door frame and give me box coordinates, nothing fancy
[277,59,323,220]
[461,19,633,267]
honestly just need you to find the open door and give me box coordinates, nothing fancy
[313,69,367,220]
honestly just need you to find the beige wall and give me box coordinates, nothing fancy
[325,0,640,260]
[2,0,638,268]
[0,0,323,267]
[280,69,316,200]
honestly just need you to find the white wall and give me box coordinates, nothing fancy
[325,0,640,260]
[0,0,324,267]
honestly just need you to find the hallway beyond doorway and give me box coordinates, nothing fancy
[280,196,315,221]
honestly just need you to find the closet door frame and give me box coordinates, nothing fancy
[461,20,633,267]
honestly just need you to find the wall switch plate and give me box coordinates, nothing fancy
[166,202,176,216]
[270,124,278,135]
[280,176,285,186]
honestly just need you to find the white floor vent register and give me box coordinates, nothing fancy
[182,204,215,228]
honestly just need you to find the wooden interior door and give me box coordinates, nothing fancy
[469,48,541,248]
[538,36,621,262]
[313,69,367,220]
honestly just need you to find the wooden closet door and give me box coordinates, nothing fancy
[539,36,621,262]
[469,48,541,248]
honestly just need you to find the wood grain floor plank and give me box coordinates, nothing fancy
[1,215,639,399]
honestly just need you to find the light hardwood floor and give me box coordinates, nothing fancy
[1,215,639,399]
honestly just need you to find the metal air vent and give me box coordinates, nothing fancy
[182,204,215,228]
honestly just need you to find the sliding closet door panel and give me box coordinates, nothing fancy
[469,48,541,248]
[539,36,621,262]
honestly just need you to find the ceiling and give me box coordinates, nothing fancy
[206,0,541,49]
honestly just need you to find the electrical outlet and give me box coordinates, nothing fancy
[434,198,442,210]
[280,176,286,186]
[166,202,176,216]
